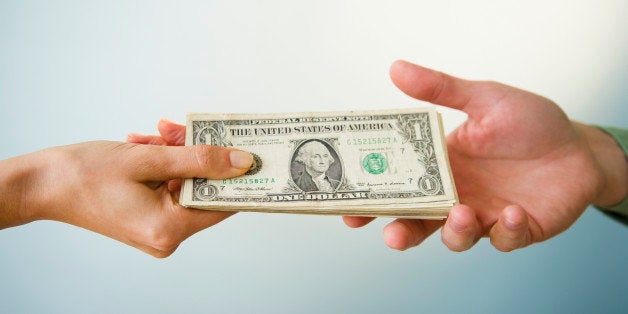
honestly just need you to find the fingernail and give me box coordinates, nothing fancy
[229,150,253,169]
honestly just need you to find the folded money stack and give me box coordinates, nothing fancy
[180,108,458,219]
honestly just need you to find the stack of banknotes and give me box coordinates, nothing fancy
[180,108,458,219]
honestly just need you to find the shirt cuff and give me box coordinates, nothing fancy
[595,125,628,156]
[593,125,628,224]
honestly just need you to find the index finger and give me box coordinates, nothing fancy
[126,144,253,182]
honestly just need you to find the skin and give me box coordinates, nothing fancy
[345,60,627,252]
[131,60,627,253]
[0,141,253,257]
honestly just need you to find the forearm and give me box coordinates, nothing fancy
[575,122,628,208]
[0,153,40,229]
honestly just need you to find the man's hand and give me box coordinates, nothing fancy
[0,140,253,258]
[344,60,627,252]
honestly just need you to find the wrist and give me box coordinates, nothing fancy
[576,122,628,207]
[0,152,43,228]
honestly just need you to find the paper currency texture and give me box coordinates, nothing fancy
[180,108,457,218]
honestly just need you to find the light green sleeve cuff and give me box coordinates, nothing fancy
[596,126,628,156]
[594,126,628,225]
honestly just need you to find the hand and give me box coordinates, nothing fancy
[0,139,253,258]
[344,60,627,252]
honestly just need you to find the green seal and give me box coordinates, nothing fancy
[362,153,388,174]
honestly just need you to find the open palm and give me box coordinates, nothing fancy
[344,60,619,252]
[442,70,601,247]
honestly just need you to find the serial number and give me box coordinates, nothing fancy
[222,178,276,184]
[347,137,398,145]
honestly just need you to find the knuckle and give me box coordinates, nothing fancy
[495,244,517,253]
[150,249,176,259]
[193,145,221,174]
[141,224,181,253]
[442,236,470,252]
[445,242,466,252]
[490,237,521,253]
[429,72,448,103]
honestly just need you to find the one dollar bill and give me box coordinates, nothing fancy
[180,108,458,219]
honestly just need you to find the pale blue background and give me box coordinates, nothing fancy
[1,1,627,313]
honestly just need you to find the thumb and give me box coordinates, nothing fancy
[128,144,253,181]
[389,60,475,113]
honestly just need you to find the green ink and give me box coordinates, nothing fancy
[346,137,398,145]
[222,178,276,184]
[362,153,388,174]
